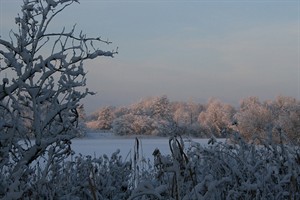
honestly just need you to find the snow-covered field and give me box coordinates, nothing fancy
[71,132,224,161]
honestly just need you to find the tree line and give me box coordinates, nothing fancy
[83,95,300,144]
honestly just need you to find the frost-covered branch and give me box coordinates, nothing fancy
[0,0,116,198]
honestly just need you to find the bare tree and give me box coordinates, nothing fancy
[0,0,116,198]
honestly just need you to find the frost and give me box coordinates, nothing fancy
[0,0,116,198]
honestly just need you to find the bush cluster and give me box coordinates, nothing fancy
[2,135,299,199]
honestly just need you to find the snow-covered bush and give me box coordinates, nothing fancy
[131,134,300,200]
[2,131,299,199]
[58,151,132,200]
[2,150,132,199]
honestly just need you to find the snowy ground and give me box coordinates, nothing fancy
[71,132,226,161]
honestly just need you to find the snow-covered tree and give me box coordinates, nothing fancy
[146,96,175,136]
[112,96,175,136]
[151,95,172,120]
[187,100,204,125]
[131,96,172,120]
[234,97,273,141]
[171,101,204,136]
[96,106,115,130]
[132,115,156,135]
[268,96,300,144]
[112,113,136,136]
[0,0,116,198]
[114,106,130,118]
[199,98,235,137]
[173,103,190,126]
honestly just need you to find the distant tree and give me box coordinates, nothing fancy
[151,95,172,120]
[97,106,115,130]
[146,96,175,136]
[173,103,190,127]
[132,115,156,135]
[114,106,130,118]
[131,96,172,120]
[112,113,135,136]
[234,97,273,141]
[0,0,116,198]
[112,96,175,136]
[199,98,235,137]
[269,96,300,144]
[187,100,204,125]
[171,101,203,136]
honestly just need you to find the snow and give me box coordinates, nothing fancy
[71,132,224,161]
[71,132,170,160]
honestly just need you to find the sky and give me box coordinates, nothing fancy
[0,0,299,113]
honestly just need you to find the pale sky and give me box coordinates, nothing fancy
[1,0,299,113]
